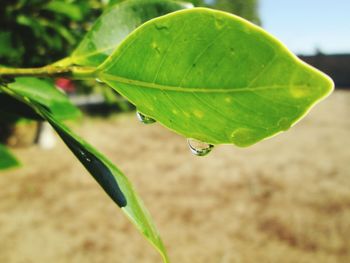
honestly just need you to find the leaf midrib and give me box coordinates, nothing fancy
[100,72,303,93]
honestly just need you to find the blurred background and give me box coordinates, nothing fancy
[0,0,349,262]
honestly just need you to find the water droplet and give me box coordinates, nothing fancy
[187,139,214,157]
[136,111,156,124]
[96,78,104,83]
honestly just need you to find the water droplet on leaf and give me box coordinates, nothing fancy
[96,78,104,83]
[136,111,156,124]
[187,139,214,157]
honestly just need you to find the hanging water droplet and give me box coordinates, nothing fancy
[96,78,104,83]
[187,139,214,157]
[136,111,156,124]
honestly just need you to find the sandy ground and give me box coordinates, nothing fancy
[0,90,349,263]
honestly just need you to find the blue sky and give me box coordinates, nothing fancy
[259,0,350,55]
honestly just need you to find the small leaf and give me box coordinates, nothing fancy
[2,79,170,263]
[37,18,76,45]
[5,77,80,121]
[43,1,83,21]
[40,109,169,262]
[56,0,193,67]
[0,144,20,170]
[98,8,334,147]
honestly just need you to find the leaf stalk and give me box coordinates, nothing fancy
[0,66,97,79]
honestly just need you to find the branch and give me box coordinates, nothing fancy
[0,66,97,79]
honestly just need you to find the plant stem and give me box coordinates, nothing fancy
[0,66,97,79]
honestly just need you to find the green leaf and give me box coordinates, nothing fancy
[2,79,170,262]
[5,77,80,121]
[43,1,83,21]
[0,31,20,61]
[98,8,334,147]
[16,15,44,37]
[40,109,169,263]
[37,18,76,45]
[0,144,20,170]
[56,0,193,67]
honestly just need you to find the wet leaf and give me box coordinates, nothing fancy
[0,144,20,170]
[98,8,334,147]
[56,0,192,67]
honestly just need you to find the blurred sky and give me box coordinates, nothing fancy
[259,0,350,55]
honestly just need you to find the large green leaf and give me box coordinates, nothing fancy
[0,144,20,170]
[4,77,80,121]
[55,0,193,67]
[2,80,170,263]
[97,8,334,147]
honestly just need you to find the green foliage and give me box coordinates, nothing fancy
[0,143,20,170]
[0,0,106,67]
[0,1,334,262]
[43,1,84,21]
[98,8,333,146]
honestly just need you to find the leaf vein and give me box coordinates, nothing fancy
[101,72,306,94]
